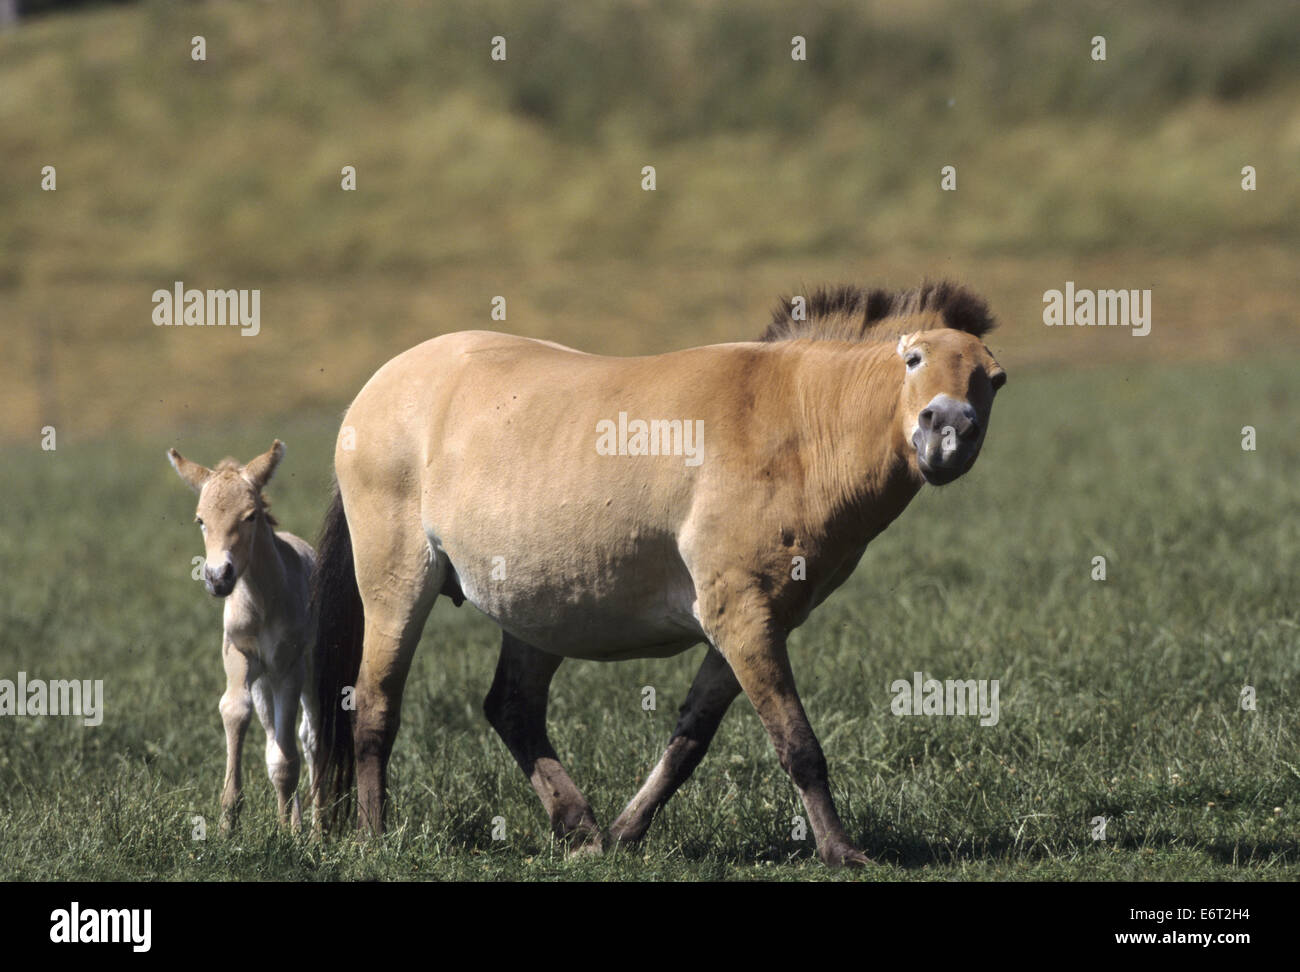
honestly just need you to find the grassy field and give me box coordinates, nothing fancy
[1,352,1296,880]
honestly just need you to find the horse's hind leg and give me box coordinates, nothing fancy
[350,517,441,835]
[607,646,740,847]
[484,632,602,854]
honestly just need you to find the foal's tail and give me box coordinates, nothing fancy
[311,484,363,834]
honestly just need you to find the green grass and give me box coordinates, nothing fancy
[1,353,1296,880]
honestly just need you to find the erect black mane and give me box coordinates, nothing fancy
[762,281,996,343]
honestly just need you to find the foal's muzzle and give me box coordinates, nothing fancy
[912,395,982,486]
[204,561,236,597]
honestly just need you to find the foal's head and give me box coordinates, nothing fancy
[167,440,284,597]
[765,281,1007,486]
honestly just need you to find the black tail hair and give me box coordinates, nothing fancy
[311,484,363,834]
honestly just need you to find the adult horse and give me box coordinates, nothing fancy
[313,281,1006,865]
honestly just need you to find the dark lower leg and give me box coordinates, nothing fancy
[484,634,600,850]
[608,647,740,844]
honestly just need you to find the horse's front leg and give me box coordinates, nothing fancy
[607,646,740,847]
[706,600,869,867]
[218,640,256,834]
[484,632,602,853]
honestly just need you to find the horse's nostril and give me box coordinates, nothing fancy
[919,408,934,429]
[205,563,234,586]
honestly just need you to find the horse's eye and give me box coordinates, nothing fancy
[905,351,923,370]
[243,511,257,523]
[195,517,205,529]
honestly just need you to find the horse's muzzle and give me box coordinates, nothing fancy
[913,395,982,486]
[204,562,236,597]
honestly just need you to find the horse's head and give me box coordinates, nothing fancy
[895,329,1005,486]
[167,440,284,597]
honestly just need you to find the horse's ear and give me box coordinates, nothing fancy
[168,448,212,494]
[245,439,286,489]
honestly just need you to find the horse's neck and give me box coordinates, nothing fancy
[238,520,290,613]
[794,342,921,542]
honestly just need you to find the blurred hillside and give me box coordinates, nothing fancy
[1,0,1297,443]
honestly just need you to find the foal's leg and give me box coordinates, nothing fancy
[607,646,740,846]
[249,678,281,823]
[218,641,257,834]
[264,668,306,830]
[484,633,602,853]
[297,666,320,829]
[709,609,868,867]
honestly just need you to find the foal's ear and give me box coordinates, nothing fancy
[167,448,212,494]
[244,439,286,489]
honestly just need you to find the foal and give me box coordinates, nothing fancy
[168,440,319,832]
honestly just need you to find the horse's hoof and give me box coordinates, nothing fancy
[822,843,873,868]
[603,820,645,850]
[566,835,604,858]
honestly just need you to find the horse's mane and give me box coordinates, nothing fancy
[761,281,996,344]
[213,458,280,527]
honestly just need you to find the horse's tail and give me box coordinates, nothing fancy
[311,483,363,834]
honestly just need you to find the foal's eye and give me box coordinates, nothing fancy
[243,511,257,523]
[195,517,205,530]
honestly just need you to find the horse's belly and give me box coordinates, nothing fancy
[508,615,703,661]
[448,546,705,659]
